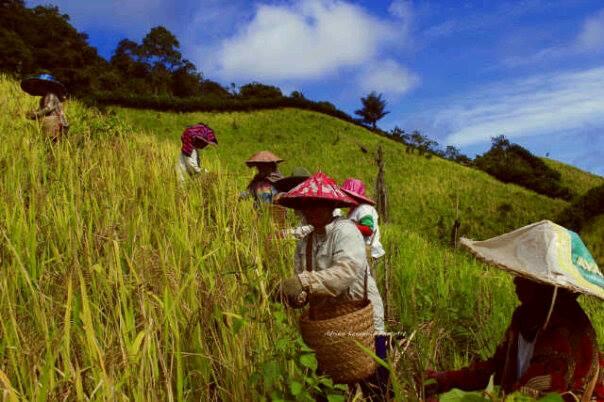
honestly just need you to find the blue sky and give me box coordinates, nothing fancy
[28,0,604,176]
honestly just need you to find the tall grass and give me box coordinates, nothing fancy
[1,75,602,400]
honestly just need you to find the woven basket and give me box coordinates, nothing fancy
[300,300,376,384]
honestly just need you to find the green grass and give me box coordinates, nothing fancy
[1,74,603,401]
[542,157,604,198]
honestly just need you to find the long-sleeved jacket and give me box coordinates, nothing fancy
[434,298,602,401]
[294,217,385,333]
[348,204,385,259]
[30,93,68,127]
[242,172,283,205]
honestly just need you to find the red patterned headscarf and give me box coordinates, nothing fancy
[181,123,217,156]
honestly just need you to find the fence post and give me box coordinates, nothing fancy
[375,145,388,223]
[375,145,390,321]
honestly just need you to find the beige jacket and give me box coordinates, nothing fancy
[295,217,385,333]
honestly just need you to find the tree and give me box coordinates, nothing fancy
[355,91,389,129]
[474,136,573,200]
[140,26,182,71]
[444,146,461,160]
[238,82,282,98]
[171,60,202,97]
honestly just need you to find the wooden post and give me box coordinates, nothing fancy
[375,145,388,223]
[375,145,390,321]
[450,193,461,248]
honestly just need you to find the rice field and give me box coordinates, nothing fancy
[1,75,602,401]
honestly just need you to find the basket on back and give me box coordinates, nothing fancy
[298,232,377,384]
[300,299,376,383]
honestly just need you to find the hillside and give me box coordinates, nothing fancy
[2,74,603,400]
[542,157,604,198]
[117,108,570,244]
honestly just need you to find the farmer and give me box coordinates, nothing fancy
[241,151,284,205]
[176,123,217,183]
[21,74,69,142]
[426,221,604,401]
[276,172,388,397]
[341,178,385,261]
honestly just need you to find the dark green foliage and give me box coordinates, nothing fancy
[474,136,573,200]
[238,82,282,99]
[355,91,389,129]
[200,80,231,98]
[557,184,604,231]
[0,2,107,93]
[85,91,358,124]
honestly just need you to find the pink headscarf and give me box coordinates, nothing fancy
[181,123,217,156]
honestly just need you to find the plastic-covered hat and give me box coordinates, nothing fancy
[461,220,604,300]
[341,178,375,206]
[273,167,311,192]
[276,172,358,209]
[245,151,284,167]
[21,74,66,97]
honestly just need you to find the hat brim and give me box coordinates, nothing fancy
[459,220,604,301]
[276,195,357,210]
[192,137,217,147]
[21,78,66,97]
[246,160,283,167]
[341,188,376,206]
[273,176,309,192]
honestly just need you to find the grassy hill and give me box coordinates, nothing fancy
[542,157,604,198]
[1,74,603,400]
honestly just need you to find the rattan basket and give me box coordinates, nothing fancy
[299,300,376,384]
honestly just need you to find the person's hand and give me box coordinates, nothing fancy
[423,370,440,397]
[279,276,308,308]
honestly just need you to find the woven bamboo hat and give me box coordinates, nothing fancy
[460,220,604,300]
[276,172,358,209]
[245,151,284,167]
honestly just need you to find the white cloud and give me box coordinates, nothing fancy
[435,67,604,147]
[503,8,604,67]
[576,8,604,52]
[211,0,409,82]
[357,59,419,95]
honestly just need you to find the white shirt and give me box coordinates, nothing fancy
[176,149,208,183]
[348,204,385,259]
[517,333,536,380]
[295,218,385,333]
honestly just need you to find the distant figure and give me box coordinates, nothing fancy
[176,123,217,183]
[341,178,385,261]
[21,74,69,142]
[241,151,284,206]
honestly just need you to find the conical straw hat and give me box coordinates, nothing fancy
[460,220,604,300]
[276,172,358,209]
[245,151,284,166]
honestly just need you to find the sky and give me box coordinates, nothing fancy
[28,0,604,176]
